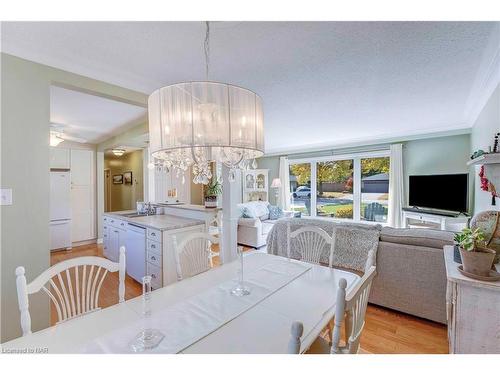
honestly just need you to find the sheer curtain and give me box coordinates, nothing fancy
[388,143,404,228]
[278,156,291,210]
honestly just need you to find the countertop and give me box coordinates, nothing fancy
[103,210,205,231]
[157,203,221,212]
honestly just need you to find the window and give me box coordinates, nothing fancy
[316,160,354,219]
[289,152,390,223]
[361,157,390,223]
[289,163,311,216]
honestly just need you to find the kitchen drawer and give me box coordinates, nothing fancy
[147,239,161,255]
[147,228,162,241]
[147,262,162,289]
[146,249,162,268]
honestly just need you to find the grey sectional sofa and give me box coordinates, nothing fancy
[267,220,454,324]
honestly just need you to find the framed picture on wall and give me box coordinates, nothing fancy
[123,171,133,185]
[113,174,123,184]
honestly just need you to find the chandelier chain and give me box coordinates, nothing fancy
[204,21,210,80]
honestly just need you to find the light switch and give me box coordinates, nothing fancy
[1,188,13,205]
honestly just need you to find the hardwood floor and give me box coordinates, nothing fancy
[50,243,448,354]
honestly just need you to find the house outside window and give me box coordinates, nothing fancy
[289,151,390,223]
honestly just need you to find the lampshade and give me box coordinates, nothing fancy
[271,178,282,188]
[148,81,265,184]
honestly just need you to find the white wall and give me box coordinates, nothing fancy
[471,84,500,213]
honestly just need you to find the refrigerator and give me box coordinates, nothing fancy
[50,170,72,250]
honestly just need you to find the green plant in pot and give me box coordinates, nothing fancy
[455,228,496,277]
[204,179,222,208]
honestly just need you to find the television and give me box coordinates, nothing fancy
[408,174,468,213]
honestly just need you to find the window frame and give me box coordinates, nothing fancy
[289,150,390,223]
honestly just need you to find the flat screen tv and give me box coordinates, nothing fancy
[409,174,468,213]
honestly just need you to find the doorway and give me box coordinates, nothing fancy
[104,168,111,212]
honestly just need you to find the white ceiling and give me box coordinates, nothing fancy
[50,86,147,144]
[2,21,499,153]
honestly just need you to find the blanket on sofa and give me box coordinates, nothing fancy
[266,218,382,272]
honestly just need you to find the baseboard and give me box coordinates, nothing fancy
[71,238,97,247]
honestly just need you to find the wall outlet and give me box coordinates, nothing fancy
[1,188,13,205]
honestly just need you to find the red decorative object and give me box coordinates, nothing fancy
[479,166,498,205]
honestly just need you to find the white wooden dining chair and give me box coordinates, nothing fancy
[306,263,377,354]
[173,232,218,281]
[16,247,126,336]
[287,222,335,266]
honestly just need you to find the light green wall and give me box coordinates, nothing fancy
[403,134,472,211]
[470,84,500,213]
[104,150,144,211]
[0,52,147,342]
[258,134,472,210]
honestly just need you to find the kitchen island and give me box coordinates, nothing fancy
[102,211,205,288]
[157,204,221,230]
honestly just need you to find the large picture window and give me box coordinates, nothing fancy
[289,151,390,223]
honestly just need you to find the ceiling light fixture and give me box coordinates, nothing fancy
[112,149,126,156]
[148,21,264,184]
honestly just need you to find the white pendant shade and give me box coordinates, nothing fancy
[148,81,264,184]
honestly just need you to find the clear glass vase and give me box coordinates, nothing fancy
[231,246,251,296]
[129,276,165,352]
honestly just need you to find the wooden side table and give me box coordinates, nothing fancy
[443,246,500,353]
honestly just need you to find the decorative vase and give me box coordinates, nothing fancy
[459,247,495,277]
[204,196,217,208]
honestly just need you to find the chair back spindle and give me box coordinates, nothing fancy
[174,233,218,281]
[16,247,126,336]
[287,223,335,266]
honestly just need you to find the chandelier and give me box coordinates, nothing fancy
[148,22,264,184]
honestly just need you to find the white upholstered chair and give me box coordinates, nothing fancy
[287,222,335,266]
[16,247,126,336]
[173,233,218,281]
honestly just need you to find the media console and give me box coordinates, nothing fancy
[402,207,470,232]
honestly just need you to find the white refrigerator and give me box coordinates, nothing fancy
[50,170,72,250]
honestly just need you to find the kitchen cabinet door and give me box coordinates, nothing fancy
[108,227,120,263]
[50,147,70,169]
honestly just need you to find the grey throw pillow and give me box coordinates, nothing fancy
[268,205,284,220]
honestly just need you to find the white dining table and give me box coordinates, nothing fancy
[1,253,360,354]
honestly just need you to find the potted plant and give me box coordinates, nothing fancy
[454,228,496,276]
[204,178,222,208]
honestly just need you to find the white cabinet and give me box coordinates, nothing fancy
[70,149,95,243]
[50,147,70,169]
[102,217,126,263]
[444,246,500,353]
[242,169,269,202]
[151,166,191,204]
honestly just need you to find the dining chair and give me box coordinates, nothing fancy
[306,264,377,354]
[16,247,126,336]
[288,321,304,353]
[173,232,218,281]
[287,222,335,266]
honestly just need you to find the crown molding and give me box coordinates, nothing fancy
[263,124,471,157]
[464,23,500,127]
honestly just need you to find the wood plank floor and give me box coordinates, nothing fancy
[50,243,448,354]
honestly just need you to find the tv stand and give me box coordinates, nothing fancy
[402,208,470,232]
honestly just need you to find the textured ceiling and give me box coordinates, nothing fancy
[2,21,498,153]
[50,86,147,143]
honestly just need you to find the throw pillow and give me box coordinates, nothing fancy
[268,205,284,220]
[242,207,255,218]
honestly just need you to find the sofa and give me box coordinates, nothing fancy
[266,218,454,324]
[236,201,294,248]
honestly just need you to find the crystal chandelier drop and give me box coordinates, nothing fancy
[148,22,264,184]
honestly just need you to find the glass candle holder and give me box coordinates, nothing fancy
[231,246,251,296]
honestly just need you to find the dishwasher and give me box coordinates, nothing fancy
[126,223,146,283]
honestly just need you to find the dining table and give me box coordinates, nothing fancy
[1,252,361,354]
